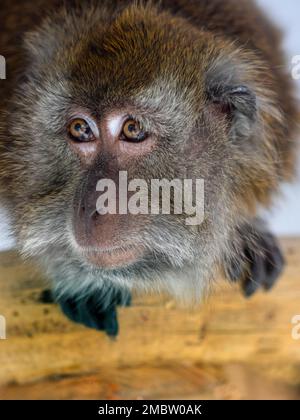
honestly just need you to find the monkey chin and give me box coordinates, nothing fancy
[75,243,145,270]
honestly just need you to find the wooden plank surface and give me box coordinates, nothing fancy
[0,238,300,400]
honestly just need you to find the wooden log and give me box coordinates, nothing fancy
[0,238,300,399]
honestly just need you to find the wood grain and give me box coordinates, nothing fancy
[0,238,300,400]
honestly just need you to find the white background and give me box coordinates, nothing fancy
[0,0,299,250]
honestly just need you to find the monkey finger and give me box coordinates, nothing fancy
[263,242,285,291]
[58,297,80,324]
[242,248,266,297]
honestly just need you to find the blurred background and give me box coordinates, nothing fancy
[0,0,299,250]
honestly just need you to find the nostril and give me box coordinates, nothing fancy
[76,202,86,218]
[88,209,99,222]
[79,204,85,215]
[91,211,98,221]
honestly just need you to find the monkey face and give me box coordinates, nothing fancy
[0,3,280,300]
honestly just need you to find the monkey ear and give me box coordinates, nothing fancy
[206,83,257,140]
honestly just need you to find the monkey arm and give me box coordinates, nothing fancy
[225,220,285,297]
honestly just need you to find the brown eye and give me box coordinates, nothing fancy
[121,119,147,142]
[68,118,94,142]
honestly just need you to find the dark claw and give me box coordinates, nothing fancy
[56,289,131,337]
[226,224,285,298]
[242,246,265,297]
[39,289,55,303]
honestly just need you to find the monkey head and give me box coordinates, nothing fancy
[0,3,290,305]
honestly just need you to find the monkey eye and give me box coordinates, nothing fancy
[68,118,95,142]
[121,118,147,142]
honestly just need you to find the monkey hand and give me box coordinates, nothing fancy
[52,288,131,337]
[225,220,285,297]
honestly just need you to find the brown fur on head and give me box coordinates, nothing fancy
[0,0,298,304]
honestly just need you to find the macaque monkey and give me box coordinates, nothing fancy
[0,0,298,336]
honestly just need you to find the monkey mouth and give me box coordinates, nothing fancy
[76,243,145,269]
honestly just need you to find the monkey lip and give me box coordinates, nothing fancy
[78,243,144,269]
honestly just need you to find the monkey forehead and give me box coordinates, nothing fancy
[63,5,212,100]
